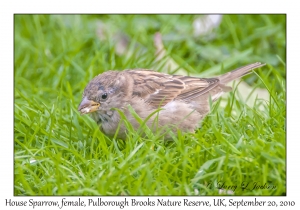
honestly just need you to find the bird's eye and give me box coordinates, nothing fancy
[101,93,108,100]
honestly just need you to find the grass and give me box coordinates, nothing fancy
[14,14,286,195]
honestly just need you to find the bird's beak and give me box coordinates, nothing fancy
[78,97,100,115]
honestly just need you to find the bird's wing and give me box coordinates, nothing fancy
[174,75,221,101]
[129,70,184,107]
[128,70,221,108]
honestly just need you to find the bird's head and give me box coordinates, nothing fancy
[78,71,125,115]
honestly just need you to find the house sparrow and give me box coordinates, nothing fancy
[78,62,265,139]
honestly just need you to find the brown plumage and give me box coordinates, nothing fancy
[78,62,265,139]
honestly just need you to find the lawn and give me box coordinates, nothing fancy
[14,14,286,195]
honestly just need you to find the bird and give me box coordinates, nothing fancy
[78,62,265,139]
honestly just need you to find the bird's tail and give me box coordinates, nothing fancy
[218,62,266,84]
